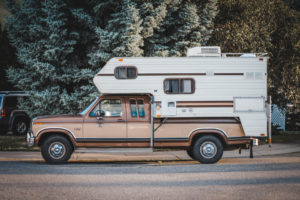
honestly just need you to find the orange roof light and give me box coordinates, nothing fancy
[118,58,123,62]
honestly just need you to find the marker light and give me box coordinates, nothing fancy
[156,114,161,117]
[118,58,123,62]
[0,109,5,117]
[259,58,263,61]
[260,133,265,136]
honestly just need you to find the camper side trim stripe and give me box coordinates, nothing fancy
[214,73,244,76]
[97,73,206,76]
[97,73,244,76]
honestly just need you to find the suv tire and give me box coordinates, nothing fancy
[193,135,223,164]
[41,135,73,164]
[13,118,29,135]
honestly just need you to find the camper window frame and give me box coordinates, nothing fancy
[114,66,138,79]
[163,78,195,94]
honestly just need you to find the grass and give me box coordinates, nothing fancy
[272,131,300,144]
[0,135,39,151]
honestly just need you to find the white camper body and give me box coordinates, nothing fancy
[94,51,268,138]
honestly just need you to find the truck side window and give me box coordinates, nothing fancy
[90,99,122,117]
[137,100,145,117]
[115,66,137,79]
[164,79,194,94]
[130,99,137,117]
[129,99,145,118]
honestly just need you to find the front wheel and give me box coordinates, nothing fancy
[186,148,195,159]
[193,135,223,164]
[41,135,73,164]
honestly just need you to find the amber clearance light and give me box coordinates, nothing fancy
[34,122,43,125]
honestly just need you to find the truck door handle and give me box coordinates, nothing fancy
[117,119,125,122]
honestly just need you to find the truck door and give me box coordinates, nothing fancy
[82,97,127,147]
[126,96,151,147]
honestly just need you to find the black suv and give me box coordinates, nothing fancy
[0,91,31,135]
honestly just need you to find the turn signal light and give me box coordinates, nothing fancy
[0,109,5,117]
[260,133,265,136]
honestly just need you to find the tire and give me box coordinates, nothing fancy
[13,118,29,135]
[186,148,195,159]
[193,135,223,164]
[41,135,73,164]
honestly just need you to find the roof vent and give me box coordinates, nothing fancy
[187,46,221,57]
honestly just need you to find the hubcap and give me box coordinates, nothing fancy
[49,142,65,159]
[200,141,217,159]
[16,122,27,134]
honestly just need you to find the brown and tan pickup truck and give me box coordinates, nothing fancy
[27,94,252,164]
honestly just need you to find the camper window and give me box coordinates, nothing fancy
[164,79,194,94]
[115,66,137,79]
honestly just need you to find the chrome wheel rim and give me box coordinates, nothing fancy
[200,141,217,159]
[49,142,65,159]
[16,122,27,134]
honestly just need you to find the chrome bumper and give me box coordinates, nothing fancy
[27,130,35,147]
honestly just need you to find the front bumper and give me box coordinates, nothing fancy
[27,130,35,147]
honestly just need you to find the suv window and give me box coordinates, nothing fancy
[90,99,122,117]
[4,96,18,108]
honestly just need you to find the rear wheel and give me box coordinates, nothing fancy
[193,135,223,164]
[41,135,73,164]
[13,118,29,135]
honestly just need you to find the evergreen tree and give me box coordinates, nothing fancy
[88,0,143,66]
[208,0,299,108]
[143,0,218,56]
[4,0,220,117]
[5,0,97,116]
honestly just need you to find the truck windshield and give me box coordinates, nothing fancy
[79,97,98,115]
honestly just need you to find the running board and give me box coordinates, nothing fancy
[75,148,153,153]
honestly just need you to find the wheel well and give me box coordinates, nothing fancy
[190,132,226,147]
[38,132,75,150]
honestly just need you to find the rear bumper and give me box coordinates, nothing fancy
[27,130,35,147]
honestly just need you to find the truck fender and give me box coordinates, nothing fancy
[188,128,228,146]
[36,128,76,148]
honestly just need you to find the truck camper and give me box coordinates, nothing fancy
[27,46,269,164]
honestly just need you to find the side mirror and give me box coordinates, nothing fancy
[96,110,105,120]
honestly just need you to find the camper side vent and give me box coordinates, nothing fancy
[187,46,221,57]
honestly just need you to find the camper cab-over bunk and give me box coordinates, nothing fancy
[27,47,269,164]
